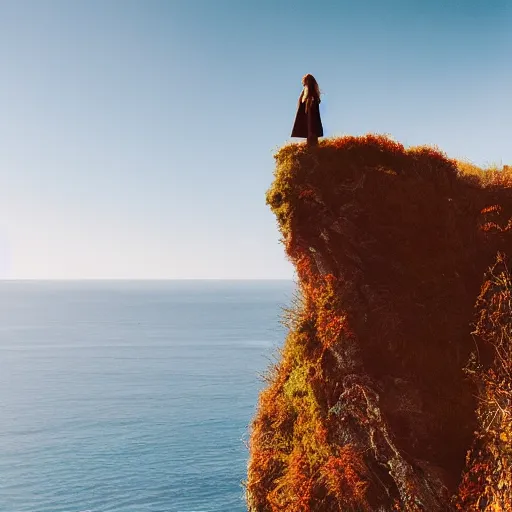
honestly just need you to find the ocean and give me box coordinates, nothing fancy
[0,280,295,512]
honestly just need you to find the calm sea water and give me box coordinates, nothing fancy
[0,280,295,512]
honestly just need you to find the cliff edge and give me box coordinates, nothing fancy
[246,135,512,511]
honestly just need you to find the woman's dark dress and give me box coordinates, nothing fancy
[291,94,323,138]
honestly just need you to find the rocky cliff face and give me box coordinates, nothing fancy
[246,135,512,511]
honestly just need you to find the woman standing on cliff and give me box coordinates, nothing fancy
[291,74,323,146]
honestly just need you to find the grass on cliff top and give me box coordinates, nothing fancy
[267,134,511,243]
[456,159,509,182]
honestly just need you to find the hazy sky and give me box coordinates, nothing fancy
[0,0,510,279]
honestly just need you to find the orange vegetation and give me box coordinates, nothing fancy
[456,253,512,511]
[246,135,512,511]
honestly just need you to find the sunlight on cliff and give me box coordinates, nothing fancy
[246,135,512,511]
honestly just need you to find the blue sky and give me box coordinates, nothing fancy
[0,0,510,279]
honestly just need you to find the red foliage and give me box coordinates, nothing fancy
[320,446,370,509]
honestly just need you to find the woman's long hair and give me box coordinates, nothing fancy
[302,74,321,103]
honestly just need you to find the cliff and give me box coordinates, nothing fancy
[246,135,512,511]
